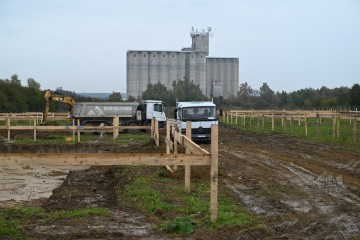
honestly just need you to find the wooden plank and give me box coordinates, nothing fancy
[0,153,211,167]
[0,125,151,131]
[183,136,210,156]
[165,137,174,151]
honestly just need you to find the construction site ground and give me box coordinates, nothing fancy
[0,124,359,239]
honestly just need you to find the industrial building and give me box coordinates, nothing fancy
[126,27,239,99]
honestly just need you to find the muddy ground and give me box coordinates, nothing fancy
[0,125,359,239]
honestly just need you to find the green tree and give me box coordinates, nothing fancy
[142,82,174,105]
[255,83,278,108]
[349,84,360,107]
[237,82,254,108]
[172,78,207,103]
[10,74,21,86]
[277,91,288,108]
[27,78,41,90]
[108,92,123,102]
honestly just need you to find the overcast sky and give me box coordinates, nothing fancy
[0,0,359,94]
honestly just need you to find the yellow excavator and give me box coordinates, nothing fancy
[42,90,76,125]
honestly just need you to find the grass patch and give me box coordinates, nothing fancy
[119,167,258,235]
[0,207,110,239]
[223,116,360,151]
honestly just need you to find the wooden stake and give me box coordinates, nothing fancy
[7,117,10,141]
[72,119,75,140]
[304,114,308,136]
[77,119,81,142]
[337,116,340,139]
[113,116,119,140]
[210,124,219,222]
[33,120,36,142]
[185,121,191,193]
[332,114,337,139]
[353,117,357,143]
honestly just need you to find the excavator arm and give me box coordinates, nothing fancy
[42,90,76,124]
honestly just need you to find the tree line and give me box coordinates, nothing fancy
[1,74,359,113]
[0,74,117,113]
[140,80,360,110]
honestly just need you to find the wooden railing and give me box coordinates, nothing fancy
[222,110,360,142]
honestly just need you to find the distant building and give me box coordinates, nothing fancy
[126,27,239,98]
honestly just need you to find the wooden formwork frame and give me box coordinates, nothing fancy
[0,119,219,222]
[0,117,156,142]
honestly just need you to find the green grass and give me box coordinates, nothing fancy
[119,167,257,235]
[0,207,110,239]
[224,116,360,151]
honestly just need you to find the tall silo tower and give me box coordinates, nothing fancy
[190,27,211,56]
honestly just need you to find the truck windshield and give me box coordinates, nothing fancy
[182,107,216,120]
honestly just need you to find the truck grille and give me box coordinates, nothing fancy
[192,127,211,134]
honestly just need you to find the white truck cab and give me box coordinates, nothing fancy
[174,101,218,141]
[136,100,166,127]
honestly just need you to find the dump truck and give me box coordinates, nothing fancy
[42,90,166,127]
[173,101,218,141]
[71,100,166,127]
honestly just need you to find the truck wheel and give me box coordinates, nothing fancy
[127,122,139,133]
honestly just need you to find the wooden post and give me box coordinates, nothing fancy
[304,114,308,136]
[257,114,260,127]
[151,118,155,138]
[243,114,246,127]
[316,113,320,136]
[283,113,287,133]
[7,117,10,141]
[77,119,81,142]
[33,120,37,142]
[332,114,336,139]
[166,121,170,154]
[72,119,75,140]
[352,117,357,143]
[113,116,119,140]
[272,112,275,131]
[185,121,191,193]
[235,114,238,126]
[155,120,159,146]
[210,124,218,222]
[337,116,340,139]
[249,113,252,127]
[165,121,173,172]
[174,130,178,154]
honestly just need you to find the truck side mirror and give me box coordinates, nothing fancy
[174,109,178,119]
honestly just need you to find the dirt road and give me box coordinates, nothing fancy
[0,125,359,239]
[218,125,360,239]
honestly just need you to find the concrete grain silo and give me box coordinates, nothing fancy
[126,27,239,99]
